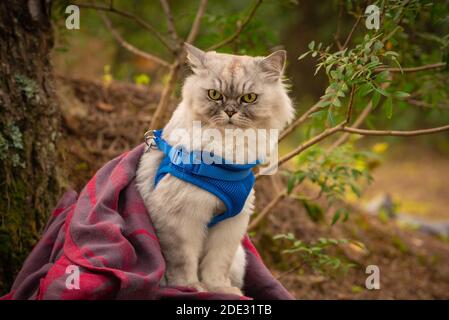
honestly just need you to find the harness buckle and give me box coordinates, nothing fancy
[144,130,157,152]
[170,148,200,174]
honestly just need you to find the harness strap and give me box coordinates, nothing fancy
[152,129,256,181]
[151,129,257,228]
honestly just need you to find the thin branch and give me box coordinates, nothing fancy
[279,102,323,142]
[278,84,354,144]
[74,2,176,53]
[406,98,449,110]
[329,75,392,150]
[344,85,356,124]
[276,262,305,280]
[99,13,170,67]
[261,87,357,175]
[248,190,287,231]
[207,0,263,51]
[251,61,447,229]
[251,118,449,230]
[148,0,209,130]
[160,0,179,44]
[333,0,344,50]
[276,123,345,168]
[376,62,447,73]
[342,124,449,136]
[186,0,208,44]
[328,101,373,152]
[149,62,181,129]
[273,121,449,173]
[257,122,346,177]
[342,14,362,49]
[396,0,410,26]
[254,86,363,228]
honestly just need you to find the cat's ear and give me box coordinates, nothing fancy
[184,42,206,71]
[259,50,286,81]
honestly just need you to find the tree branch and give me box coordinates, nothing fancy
[257,122,345,177]
[160,0,179,45]
[328,101,373,152]
[149,62,181,129]
[251,105,449,229]
[342,14,362,49]
[344,85,356,124]
[74,2,176,53]
[333,0,344,50]
[248,189,287,230]
[99,13,170,67]
[149,0,209,130]
[406,98,449,110]
[186,0,208,44]
[342,124,449,136]
[279,101,323,142]
[207,0,263,51]
[251,61,446,231]
[376,62,447,73]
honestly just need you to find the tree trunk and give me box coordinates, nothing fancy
[0,0,64,293]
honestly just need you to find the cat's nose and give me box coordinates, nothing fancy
[224,109,237,118]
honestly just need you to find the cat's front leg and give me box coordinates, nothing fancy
[148,179,212,291]
[199,192,253,295]
[155,215,207,291]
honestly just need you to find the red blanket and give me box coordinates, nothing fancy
[1,144,293,300]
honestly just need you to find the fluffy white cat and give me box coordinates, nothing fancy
[136,43,294,295]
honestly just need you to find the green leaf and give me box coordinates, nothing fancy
[287,176,296,194]
[359,83,373,97]
[327,110,335,126]
[287,171,306,193]
[343,210,349,222]
[308,41,315,50]
[383,96,393,119]
[330,70,338,79]
[376,70,391,83]
[375,86,390,97]
[394,91,410,99]
[384,51,400,57]
[331,210,341,225]
[332,97,341,107]
[298,51,310,61]
[350,184,361,197]
[336,90,346,98]
[371,91,381,109]
[317,100,331,108]
[302,200,324,222]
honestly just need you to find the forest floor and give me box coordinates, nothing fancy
[57,77,449,299]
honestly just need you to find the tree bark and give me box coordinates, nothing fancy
[0,0,64,293]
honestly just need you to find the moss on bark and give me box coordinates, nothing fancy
[0,0,65,293]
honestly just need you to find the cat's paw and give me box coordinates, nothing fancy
[186,282,208,292]
[207,285,243,296]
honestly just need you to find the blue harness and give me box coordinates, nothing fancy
[151,129,258,228]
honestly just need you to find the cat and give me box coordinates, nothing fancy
[136,43,294,295]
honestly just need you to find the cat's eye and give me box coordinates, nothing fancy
[241,93,257,104]
[208,89,223,101]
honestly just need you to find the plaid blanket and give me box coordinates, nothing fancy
[1,144,293,300]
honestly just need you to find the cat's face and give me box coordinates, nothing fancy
[181,44,294,132]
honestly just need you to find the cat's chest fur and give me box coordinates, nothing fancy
[135,149,226,226]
